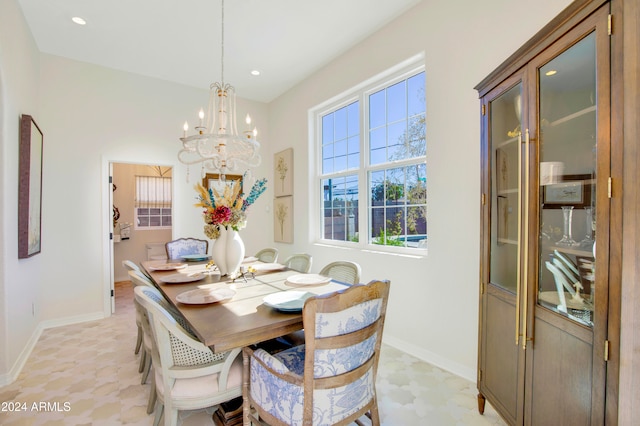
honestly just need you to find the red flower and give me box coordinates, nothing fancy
[211,206,232,225]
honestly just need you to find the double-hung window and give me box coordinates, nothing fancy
[135,176,172,229]
[317,63,426,251]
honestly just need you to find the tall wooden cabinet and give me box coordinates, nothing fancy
[474,0,636,424]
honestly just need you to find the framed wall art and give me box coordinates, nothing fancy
[274,196,293,243]
[202,173,242,194]
[18,114,44,258]
[543,174,592,209]
[274,148,293,197]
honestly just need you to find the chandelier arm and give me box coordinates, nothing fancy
[178,148,225,169]
[177,149,209,166]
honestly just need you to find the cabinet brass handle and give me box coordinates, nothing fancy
[515,130,523,346]
[521,128,530,350]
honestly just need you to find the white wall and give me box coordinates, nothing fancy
[0,0,575,384]
[0,1,271,382]
[36,52,271,322]
[266,0,572,379]
[0,0,42,384]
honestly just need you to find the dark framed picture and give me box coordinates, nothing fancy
[18,114,44,258]
[543,174,592,209]
[202,173,243,194]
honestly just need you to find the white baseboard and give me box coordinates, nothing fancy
[383,335,476,382]
[0,324,42,387]
[0,311,105,387]
[40,311,105,330]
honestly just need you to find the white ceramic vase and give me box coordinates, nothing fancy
[225,228,245,277]
[211,227,228,276]
[210,226,245,276]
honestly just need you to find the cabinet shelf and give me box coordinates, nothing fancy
[545,244,593,257]
[545,105,596,128]
[496,135,519,149]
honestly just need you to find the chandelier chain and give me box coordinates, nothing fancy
[177,0,261,177]
[221,0,225,85]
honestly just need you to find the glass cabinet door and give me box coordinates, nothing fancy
[537,32,596,327]
[490,83,522,294]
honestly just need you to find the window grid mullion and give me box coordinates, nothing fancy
[316,62,426,250]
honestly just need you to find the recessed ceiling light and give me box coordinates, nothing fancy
[545,70,557,76]
[250,70,261,76]
[72,17,87,25]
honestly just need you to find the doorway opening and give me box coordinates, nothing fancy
[110,162,173,312]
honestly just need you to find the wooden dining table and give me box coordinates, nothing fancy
[141,258,349,353]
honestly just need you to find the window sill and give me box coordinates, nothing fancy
[313,241,427,259]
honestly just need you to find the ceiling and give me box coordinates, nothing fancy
[18,0,422,103]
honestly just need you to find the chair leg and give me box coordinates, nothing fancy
[147,376,157,415]
[368,404,381,426]
[166,407,179,426]
[135,325,143,354]
[153,403,163,426]
[141,352,152,384]
[138,346,146,373]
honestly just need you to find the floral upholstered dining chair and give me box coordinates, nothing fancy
[242,280,390,425]
[164,237,208,260]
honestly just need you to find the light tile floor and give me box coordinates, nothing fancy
[0,281,506,425]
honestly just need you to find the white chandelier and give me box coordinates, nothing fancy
[178,0,261,180]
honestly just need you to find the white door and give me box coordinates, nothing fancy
[109,162,115,313]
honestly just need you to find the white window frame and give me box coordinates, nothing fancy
[310,55,426,255]
[134,175,173,230]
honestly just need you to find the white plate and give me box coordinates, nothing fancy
[263,291,315,312]
[181,254,210,262]
[242,256,259,263]
[251,262,286,272]
[149,263,187,271]
[177,287,236,305]
[285,274,331,286]
[161,272,205,284]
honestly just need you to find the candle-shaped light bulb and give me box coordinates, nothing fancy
[198,108,204,126]
[253,127,258,138]
[245,114,252,125]
[183,121,188,137]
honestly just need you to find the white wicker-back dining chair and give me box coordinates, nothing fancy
[319,260,362,284]
[128,270,156,385]
[134,286,242,426]
[124,261,146,356]
[128,269,197,381]
[130,280,199,415]
[123,259,141,273]
[243,280,390,425]
[283,253,313,273]
[255,247,279,263]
